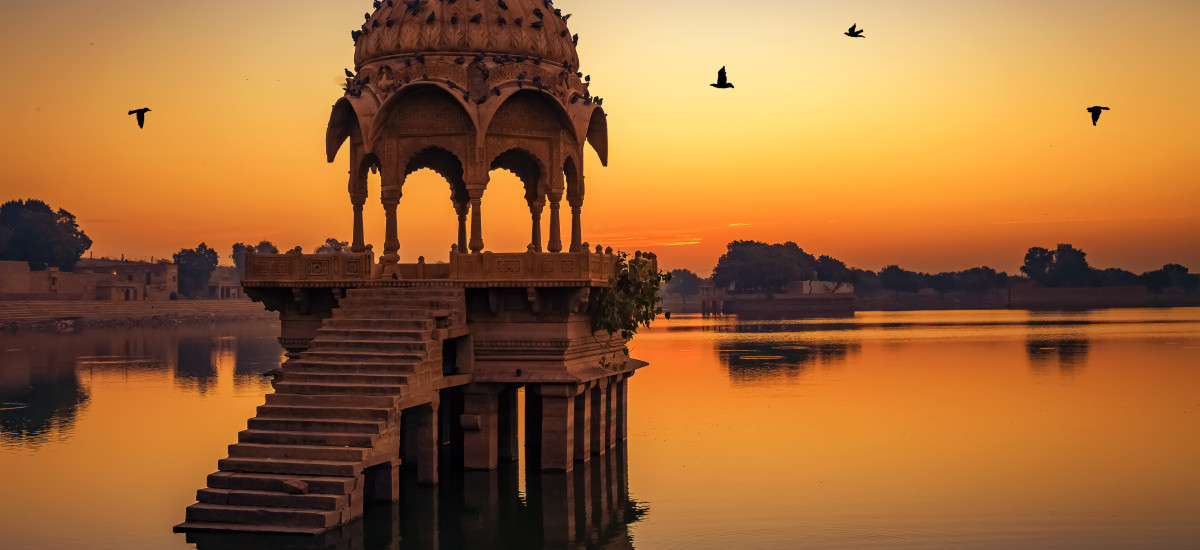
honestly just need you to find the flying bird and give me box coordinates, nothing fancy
[710,66,734,89]
[1086,106,1110,126]
[128,107,151,129]
[845,24,865,38]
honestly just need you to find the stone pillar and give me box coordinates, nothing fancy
[462,385,500,470]
[616,375,630,441]
[415,401,439,485]
[455,201,470,253]
[548,193,563,253]
[590,379,608,455]
[573,382,592,462]
[529,202,545,252]
[350,194,367,253]
[534,384,579,472]
[364,461,400,504]
[498,387,519,462]
[381,186,401,270]
[604,378,618,449]
[568,199,582,253]
[539,472,576,547]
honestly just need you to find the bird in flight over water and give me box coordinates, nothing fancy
[128,107,151,129]
[845,24,865,38]
[1086,106,1110,126]
[711,66,734,89]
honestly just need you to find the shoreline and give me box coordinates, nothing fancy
[0,300,277,333]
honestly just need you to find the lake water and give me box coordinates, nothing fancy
[1,309,1198,549]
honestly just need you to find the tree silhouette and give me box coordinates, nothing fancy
[712,240,817,293]
[174,243,219,298]
[0,199,93,271]
[665,269,702,302]
[315,237,349,254]
[1021,247,1054,284]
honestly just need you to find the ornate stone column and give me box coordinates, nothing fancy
[351,194,367,253]
[454,201,470,253]
[548,193,563,253]
[530,201,545,252]
[381,186,401,270]
[568,197,583,253]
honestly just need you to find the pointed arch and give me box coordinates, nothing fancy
[491,148,544,205]
[404,146,468,204]
[370,83,479,149]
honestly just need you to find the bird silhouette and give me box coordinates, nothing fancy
[845,24,865,38]
[128,108,151,129]
[344,68,355,78]
[1086,106,1110,126]
[710,66,734,89]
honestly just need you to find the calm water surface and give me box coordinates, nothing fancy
[1,309,1198,549]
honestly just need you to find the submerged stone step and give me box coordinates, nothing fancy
[299,350,424,363]
[196,488,345,511]
[312,328,428,341]
[280,372,413,386]
[228,443,369,463]
[307,339,429,354]
[217,457,358,478]
[183,503,340,529]
[206,471,354,495]
[284,361,418,376]
[173,521,324,536]
[320,318,433,331]
[238,429,375,448]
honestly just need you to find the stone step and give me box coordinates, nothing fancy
[307,339,429,353]
[256,404,393,422]
[281,372,413,386]
[238,429,375,448]
[300,350,424,364]
[217,457,357,478]
[184,503,340,529]
[246,416,383,434]
[285,361,418,376]
[173,521,323,535]
[330,308,434,321]
[320,318,433,331]
[263,393,396,409]
[339,298,458,309]
[228,443,368,463]
[313,328,428,341]
[206,471,354,495]
[196,488,345,511]
[273,381,408,396]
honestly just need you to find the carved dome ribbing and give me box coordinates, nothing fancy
[354,0,580,70]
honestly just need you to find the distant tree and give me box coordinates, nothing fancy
[1097,268,1138,287]
[928,272,956,294]
[254,241,277,255]
[712,240,816,293]
[1047,244,1091,287]
[1141,264,1198,293]
[850,268,879,297]
[0,199,93,271]
[231,242,252,275]
[1021,247,1054,284]
[879,265,923,294]
[315,238,349,254]
[174,243,219,298]
[665,269,702,302]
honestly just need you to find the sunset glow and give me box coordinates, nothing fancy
[2,0,1196,274]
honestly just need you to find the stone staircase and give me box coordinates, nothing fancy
[175,287,467,535]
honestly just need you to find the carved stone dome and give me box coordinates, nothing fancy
[354,0,580,70]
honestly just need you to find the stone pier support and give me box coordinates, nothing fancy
[533,384,581,472]
[573,382,592,462]
[461,385,501,470]
[590,379,609,455]
[604,378,618,449]
[498,387,520,462]
[364,461,400,504]
[616,375,630,441]
[539,472,575,546]
[413,401,439,485]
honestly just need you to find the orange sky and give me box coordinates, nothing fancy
[1,0,1197,275]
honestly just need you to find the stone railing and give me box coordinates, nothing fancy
[243,249,375,284]
[448,249,618,286]
[242,246,629,287]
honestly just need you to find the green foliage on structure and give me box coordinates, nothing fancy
[0,199,92,271]
[590,251,671,364]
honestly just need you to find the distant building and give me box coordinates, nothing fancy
[0,259,178,301]
[206,266,245,300]
[700,279,855,318]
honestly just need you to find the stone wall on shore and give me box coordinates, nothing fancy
[0,300,277,333]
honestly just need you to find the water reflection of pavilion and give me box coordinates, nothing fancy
[185,447,643,550]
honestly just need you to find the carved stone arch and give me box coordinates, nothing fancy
[490,148,545,206]
[371,83,481,151]
[482,89,577,143]
[584,106,609,167]
[326,98,360,163]
[402,145,469,205]
[563,155,583,202]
